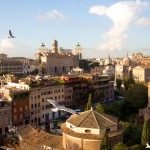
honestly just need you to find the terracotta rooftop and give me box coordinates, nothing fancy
[17,125,64,150]
[66,108,118,129]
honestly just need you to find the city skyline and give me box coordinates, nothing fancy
[0,0,150,59]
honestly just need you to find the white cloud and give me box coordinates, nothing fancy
[37,9,66,21]
[136,17,150,26]
[0,39,24,56]
[0,39,17,49]
[89,0,149,51]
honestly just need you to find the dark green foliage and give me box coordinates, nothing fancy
[85,93,92,110]
[124,77,135,92]
[126,83,148,110]
[100,128,111,150]
[96,103,105,113]
[89,62,100,68]
[10,91,29,99]
[120,121,142,146]
[116,79,122,90]
[79,59,91,70]
[28,81,42,87]
[124,77,130,91]
[30,68,39,75]
[55,79,65,85]
[99,100,136,121]
[113,143,128,150]
[129,144,142,150]
[141,120,149,146]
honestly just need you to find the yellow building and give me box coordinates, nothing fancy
[61,108,124,150]
[132,65,150,83]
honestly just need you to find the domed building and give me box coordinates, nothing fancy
[123,53,132,66]
[61,108,124,150]
[34,40,79,75]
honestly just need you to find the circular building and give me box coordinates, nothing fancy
[61,108,124,150]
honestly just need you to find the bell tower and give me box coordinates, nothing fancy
[51,39,58,53]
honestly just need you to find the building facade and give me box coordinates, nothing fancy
[72,42,83,60]
[132,65,150,83]
[34,40,79,75]
[0,100,12,135]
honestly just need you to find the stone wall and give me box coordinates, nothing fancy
[63,132,123,150]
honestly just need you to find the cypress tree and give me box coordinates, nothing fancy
[100,128,111,150]
[86,93,92,110]
[141,119,149,146]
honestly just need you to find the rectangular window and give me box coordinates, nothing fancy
[20,107,22,111]
[31,104,33,108]
[14,108,17,112]
[25,106,28,110]
[20,114,23,119]
[14,115,17,121]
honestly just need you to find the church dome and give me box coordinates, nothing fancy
[123,53,132,65]
[61,109,124,150]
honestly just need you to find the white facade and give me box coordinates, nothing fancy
[72,43,83,60]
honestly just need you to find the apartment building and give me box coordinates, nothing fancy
[29,84,65,124]
[79,74,114,103]
[0,83,30,126]
[0,100,12,135]
[60,75,89,107]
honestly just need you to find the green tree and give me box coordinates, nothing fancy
[124,77,135,92]
[79,59,91,70]
[100,128,111,150]
[89,62,100,68]
[124,77,130,91]
[96,103,105,113]
[120,121,142,146]
[126,83,148,110]
[141,120,149,146]
[30,68,39,75]
[113,143,128,150]
[85,93,92,110]
[129,144,142,150]
[116,79,122,90]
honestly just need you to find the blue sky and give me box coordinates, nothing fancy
[0,0,150,59]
